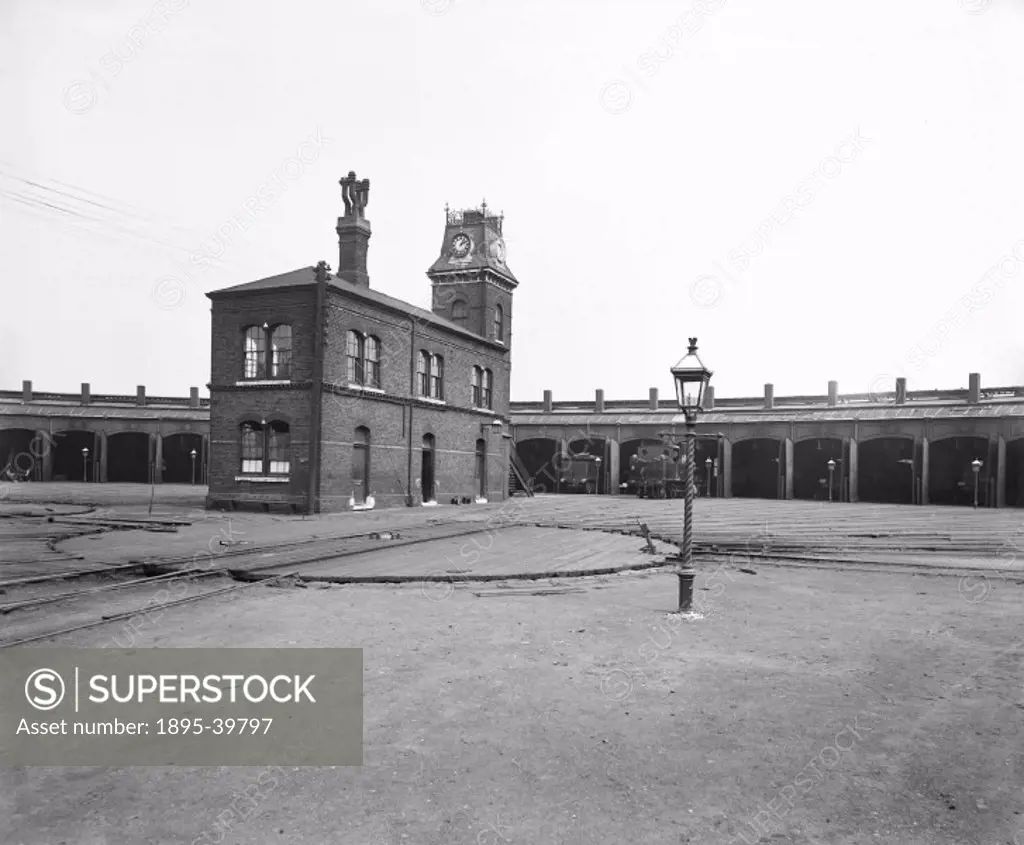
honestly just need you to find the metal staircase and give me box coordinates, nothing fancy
[508,442,534,497]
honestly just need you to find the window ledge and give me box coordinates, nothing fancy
[235,379,292,387]
[347,384,385,394]
[235,475,290,483]
[419,397,447,406]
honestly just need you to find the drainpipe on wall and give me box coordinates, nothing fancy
[406,318,416,506]
[307,261,328,515]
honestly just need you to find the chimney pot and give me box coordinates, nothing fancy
[968,372,981,404]
[895,377,907,405]
[336,172,372,288]
[764,383,774,410]
[828,380,838,406]
[704,385,715,410]
[81,382,90,405]
[649,387,658,410]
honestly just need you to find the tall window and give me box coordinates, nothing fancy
[269,325,292,378]
[365,335,381,387]
[267,422,290,474]
[242,324,292,380]
[239,421,290,475]
[494,304,504,342]
[243,327,265,379]
[430,354,444,400]
[346,331,381,387]
[452,299,468,326]
[472,366,483,407]
[418,351,445,399]
[240,421,263,473]
[346,331,365,384]
[482,368,493,409]
[417,351,430,396]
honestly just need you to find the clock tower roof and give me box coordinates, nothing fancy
[426,201,518,287]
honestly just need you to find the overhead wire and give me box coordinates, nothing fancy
[0,164,249,276]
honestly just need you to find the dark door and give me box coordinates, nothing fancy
[476,439,487,499]
[352,427,370,504]
[421,434,435,502]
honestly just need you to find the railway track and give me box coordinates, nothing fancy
[0,516,523,648]
[3,498,1022,648]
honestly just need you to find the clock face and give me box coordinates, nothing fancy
[449,234,471,259]
[491,239,507,265]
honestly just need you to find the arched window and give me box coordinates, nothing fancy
[242,324,292,380]
[240,421,263,473]
[267,422,290,474]
[243,327,265,379]
[417,350,430,396]
[365,335,381,388]
[430,354,444,400]
[482,368,493,410]
[452,299,468,326]
[346,331,365,384]
[239,420,290,475]
[345,331,382,387]
[493,304,504,342]
[472,366,483,407]
[269,325,292,379]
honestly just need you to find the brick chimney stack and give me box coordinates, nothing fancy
[336,171,371,287]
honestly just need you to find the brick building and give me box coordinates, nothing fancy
[205,173,516,512]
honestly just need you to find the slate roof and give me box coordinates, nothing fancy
[511,402,1024,427]
[207,267,502,346]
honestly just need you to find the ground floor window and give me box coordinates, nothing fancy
[239,420,290,475]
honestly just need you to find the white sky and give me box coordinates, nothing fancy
[2,0,1022,402]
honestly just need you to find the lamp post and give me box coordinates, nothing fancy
[190,448,198,486]
[971,458,983,508]
[670,337,713,613]
[704,456,712,497]
[897,457,915,504]
[81,447,89,483]
[594,456,602,494]
[827,458,836,503]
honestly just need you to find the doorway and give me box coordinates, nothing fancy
[421,433,436,502]
[475,438,487,499]
[352,426,370,504]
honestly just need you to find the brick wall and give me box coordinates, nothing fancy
[210,288,316,386]
[208,288,316,509]
[319,394,509,511]
[317,287,510,511]
[208,388,312,506]
[430,278,513,346]
[208,282,512,512]
[323,290,510,414]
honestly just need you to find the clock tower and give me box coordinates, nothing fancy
[427,201,518,346]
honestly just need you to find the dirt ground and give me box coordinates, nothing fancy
[3,556,1022,844]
